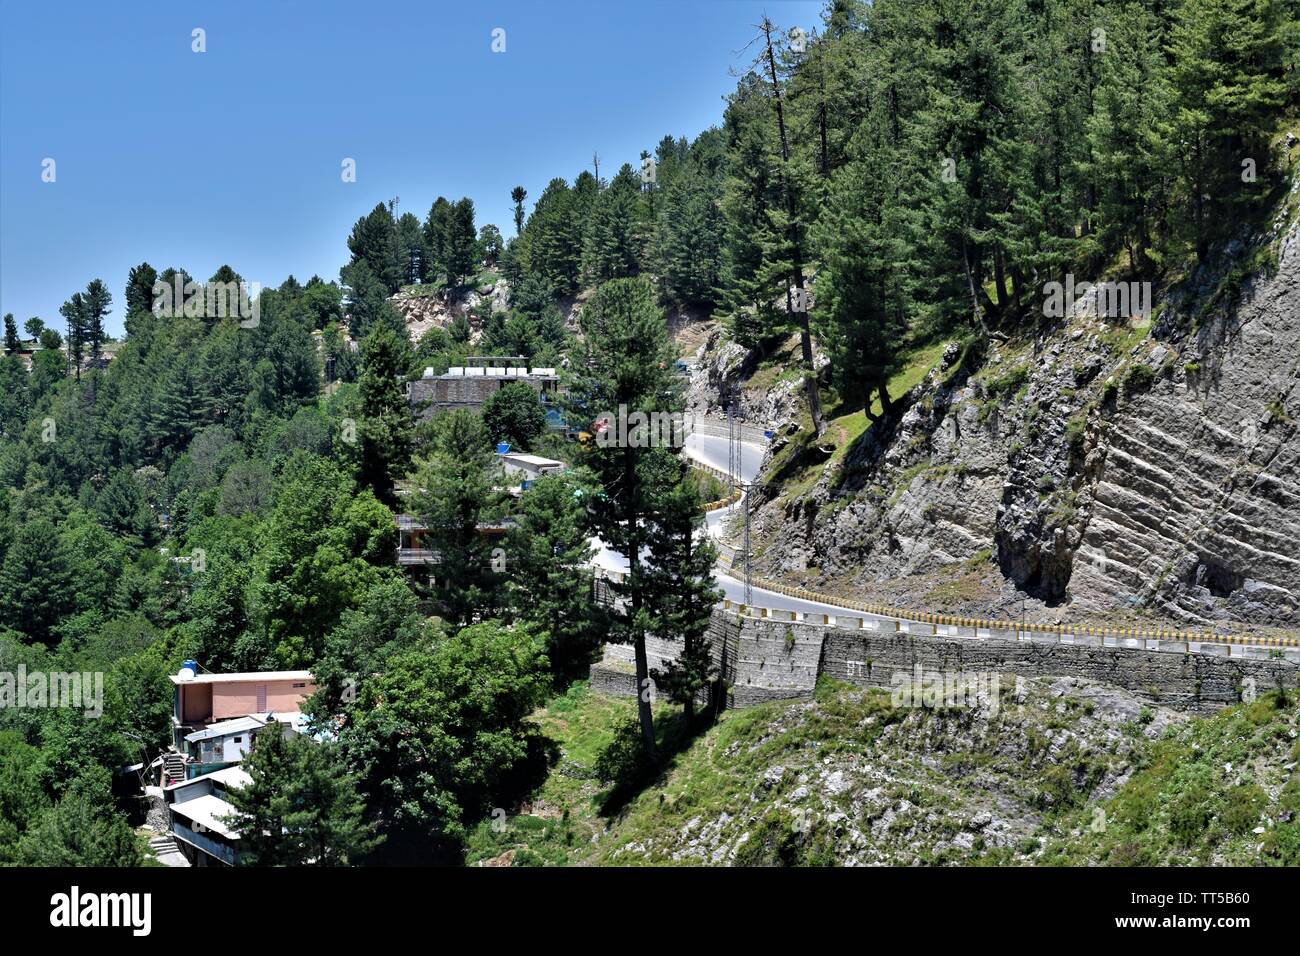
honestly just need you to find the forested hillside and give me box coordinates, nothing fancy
[1,0,1297,866]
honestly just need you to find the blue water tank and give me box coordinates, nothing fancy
[496,442,511,455]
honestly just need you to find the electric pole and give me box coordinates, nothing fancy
[742,478,752,605]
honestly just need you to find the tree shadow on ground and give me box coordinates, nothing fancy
[596,706,715,817]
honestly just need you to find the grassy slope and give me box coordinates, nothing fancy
[767,339,949,507]
[466,678,1300,867]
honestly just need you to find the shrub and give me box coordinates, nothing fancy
[1065,415,1087,461]
[1220,784,1266,836]
[1122,363,1155,397]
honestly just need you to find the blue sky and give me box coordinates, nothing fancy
[0,0,821,336]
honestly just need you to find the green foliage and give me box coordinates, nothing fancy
[567,277,685,756]
[255,453,398,666]
[506,473,598,678]
[354,322,414,504]
[12,780,143,867]
[408,410,506,627]
[594,714,652,789]
[481,380,547,451]
[341,622,550,856]
[225,731,382,866]
[1122,362,1156,396]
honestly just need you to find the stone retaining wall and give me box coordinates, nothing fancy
[594,608,1299,715]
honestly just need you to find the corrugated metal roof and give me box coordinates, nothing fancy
[171,793,243,840]
[184,715,268,743]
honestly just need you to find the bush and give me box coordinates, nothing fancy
[1122,363,1155,397]
[1064,415,1087,461]
[1220,784,1266,835]
[1169,783,1215,846]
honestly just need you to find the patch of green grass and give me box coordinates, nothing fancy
[867,340,949,420]
[1043,691,1300,866]
[771,340,949,505]
[1065,414,1087,462]
[1122,362,1155,397]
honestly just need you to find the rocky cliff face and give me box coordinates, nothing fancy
[1074,221,1300,627]
[390,277,510,344]
[725,202,1300,633]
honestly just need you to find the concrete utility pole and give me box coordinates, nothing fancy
[727,403,736,498]
[742,478,753,605]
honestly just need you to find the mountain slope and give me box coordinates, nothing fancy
[696,178,1300,635]
[467,678,1300,866]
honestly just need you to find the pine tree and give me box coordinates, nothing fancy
[224,732,381,866]
[83,278,111,366]
[1167,0,1288,262]
[423,197,453,284]
[645,474,723,725]
[506,473,599,677]
[2,314,18,353]
[567,277,682,761]
[520,178,584,296]
[408,410,506,627]
[582,164,645,286]
[395,212,425,286]
[347,203,404,293]
[445,198,478,287]
[124,261,158,319]
[0,518,73,645]
[510,185,528,236]
[356,323,414,505]
[59,292,87,381]
[1084,1,1173,275]
[753,15,826,434]
[651,135,726,308]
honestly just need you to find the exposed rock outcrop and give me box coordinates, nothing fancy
[389,276,510,343]
[721,210,1300,632]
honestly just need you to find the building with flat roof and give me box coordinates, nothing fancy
[407,357,562,423]
[164,765,252,866]
[169,667,314,759]
[497,451,566,494]
[152,665,319,866]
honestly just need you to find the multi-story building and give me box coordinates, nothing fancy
[406,356,562,425]
[159,664,317,866]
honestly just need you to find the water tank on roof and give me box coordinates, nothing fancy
[496,442,511,455]
[178,660,198,681]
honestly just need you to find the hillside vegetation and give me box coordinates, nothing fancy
[468,680,1300,866]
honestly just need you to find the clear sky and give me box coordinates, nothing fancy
[0,0,822,336]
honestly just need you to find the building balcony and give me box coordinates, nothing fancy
[397,548,441,566]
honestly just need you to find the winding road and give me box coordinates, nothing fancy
[590,429,1298,656]
[592,429,853,617]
